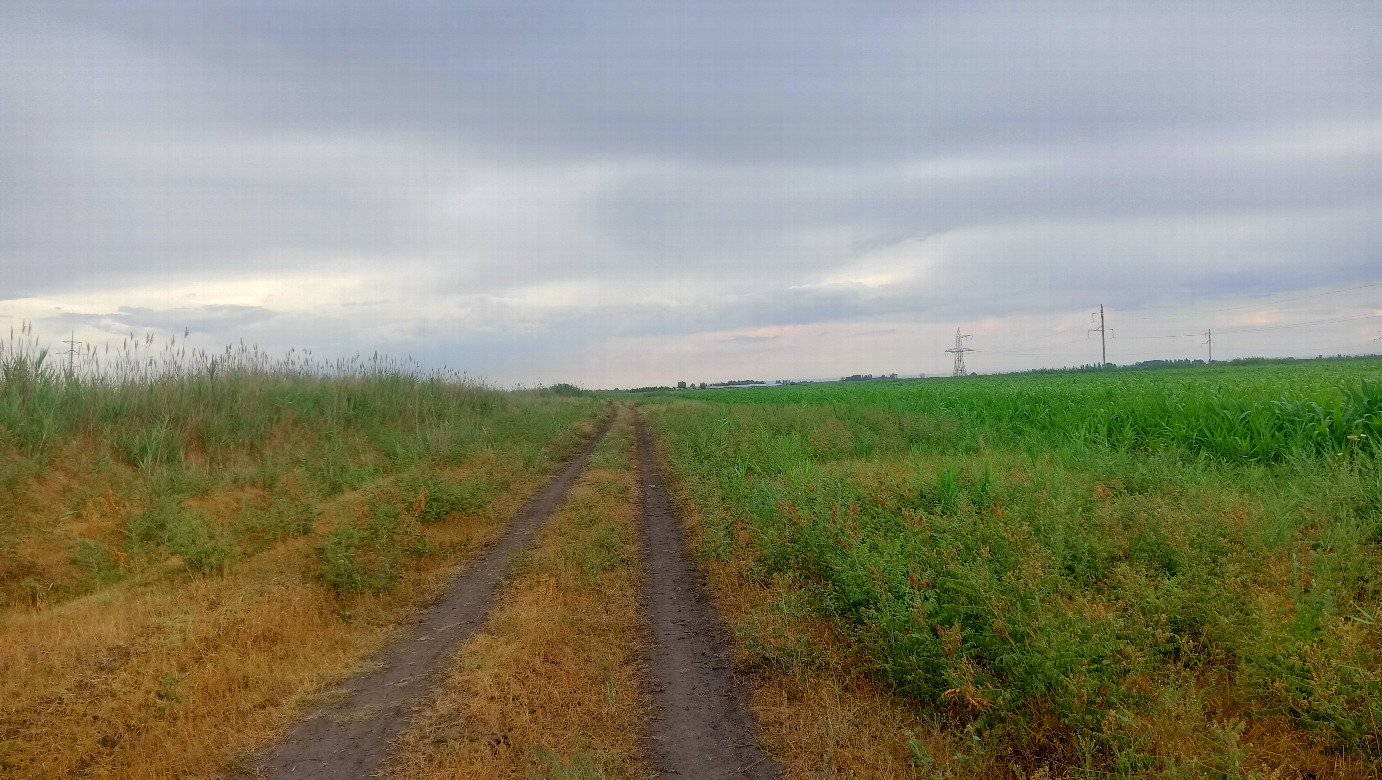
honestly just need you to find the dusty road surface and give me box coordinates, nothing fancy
[635,416,778,779]
[249,414,613,780]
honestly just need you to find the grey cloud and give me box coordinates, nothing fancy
[9,1,1379,162]
[55,305,278,335]
[2,1,1380,385]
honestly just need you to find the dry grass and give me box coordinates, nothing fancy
[386,407,652,780]
[0,423,598,778]
[0,438,127,610]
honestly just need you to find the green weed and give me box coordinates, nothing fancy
[401,473,495,523]
[644,361,1382,771]
[126,498,234,574]
[71,539,124,585]
[318,498,434,594]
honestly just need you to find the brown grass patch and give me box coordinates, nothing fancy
[0,434,576,778]
[0,439,123,602]
[386,407,651,780]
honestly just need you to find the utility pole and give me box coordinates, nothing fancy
[62,331,82,375]
[1089,305,1108,367]
[1203,329,1213,363]
[945,327,974,376]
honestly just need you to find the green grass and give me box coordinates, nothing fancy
[0,326,602,605]
[674,358,1382,463]
[126,497,235,574]
[643,359,1382,773]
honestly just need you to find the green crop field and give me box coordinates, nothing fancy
[642,359,1382,775]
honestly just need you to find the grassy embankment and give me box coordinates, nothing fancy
[388,405,652,779]
[643,359,1382,778]
[0,330,602,778]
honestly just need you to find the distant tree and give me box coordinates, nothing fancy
[677,381,687,389]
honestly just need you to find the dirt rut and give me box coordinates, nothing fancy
[249,414,613,779]
[635,416,778,779]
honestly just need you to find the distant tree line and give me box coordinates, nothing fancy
[841,373,899,381]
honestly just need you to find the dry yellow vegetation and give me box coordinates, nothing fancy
[0,452,575,778]
[386,407,653,780]
[0,345,602,777]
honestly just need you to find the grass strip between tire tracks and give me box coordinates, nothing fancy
[386,405,653,780]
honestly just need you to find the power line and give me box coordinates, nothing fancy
[1211,312,1379,334]
[1112,333,1200,340]
[999,311,1378,348]
[975,326,1086,355]
[1111,280,1382,323]
[941,296,1379,368]
[978,286,1379,353]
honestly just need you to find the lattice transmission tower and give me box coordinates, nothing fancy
[62,331,83,375]
[945,327,974,376]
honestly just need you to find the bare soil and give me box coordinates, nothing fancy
[244,413,613,779]
[634,415,778,779]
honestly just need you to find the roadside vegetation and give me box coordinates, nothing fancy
[0,327,601,777]
[387,406,651,780]
[7,317,1379,778]
[644,358,1382,777]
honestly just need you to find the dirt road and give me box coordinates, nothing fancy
[245,410,776,779]
[635,415,778,779]
[250,413,614,779]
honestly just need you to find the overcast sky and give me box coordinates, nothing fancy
[2,1,1379,386]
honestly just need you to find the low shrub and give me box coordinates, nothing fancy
[126,498,234,574]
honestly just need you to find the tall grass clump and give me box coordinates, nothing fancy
[0,322,601,600]
[0,322,596,473]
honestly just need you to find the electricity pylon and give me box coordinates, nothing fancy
[62,331,82,375]
[1089,305,1108,367]
[945,327,974,376]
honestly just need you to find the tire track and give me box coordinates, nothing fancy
[248,412,614,779]
[635,414,777,779]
